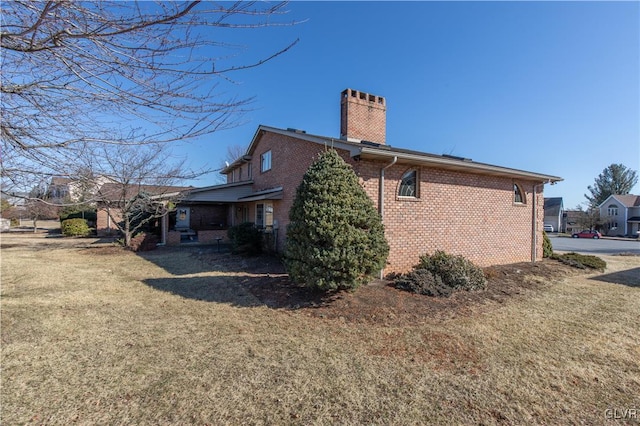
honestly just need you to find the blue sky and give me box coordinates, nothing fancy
[177,1,639,209]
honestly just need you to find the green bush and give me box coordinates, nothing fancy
[61,218,90,237]
[394,269,454,297]
[543,231,553,258]
[412,250,487,292]
[60,208,97,223]
[284,149,389,291]
[228,222,262,255]
[553,252,606,272]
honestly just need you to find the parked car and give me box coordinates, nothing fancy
[543,224,554,232]
[572,230,602,239]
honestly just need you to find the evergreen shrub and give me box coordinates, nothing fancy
[395,250,486,296]
[543,231,553,258]
[61,218,91,237]
[60,209,97,223]
[553,252,606,272]
[228,222,262,255]
[284,149,389,291]
[394,269,454,297]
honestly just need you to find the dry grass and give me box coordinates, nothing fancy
[1,232,639,425]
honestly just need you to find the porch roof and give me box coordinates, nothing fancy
[183,181,254,203]
[627,216,640,223]
[237,186,283,202]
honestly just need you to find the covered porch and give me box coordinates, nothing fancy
[160,182,283,247]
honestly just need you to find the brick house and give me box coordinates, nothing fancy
[181,88,562,273]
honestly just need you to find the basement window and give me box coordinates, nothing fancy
[513,183,526,204]
[399,170,418,197]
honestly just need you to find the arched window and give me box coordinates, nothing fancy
[514,183,526,204]
[607,204,618,216]
[399,170,418,197]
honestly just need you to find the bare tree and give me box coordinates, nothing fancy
[574,205,603,232]
[1,1,299,194]
[213,144,248,183]
[24,190,60,233]
[90,144,194,247]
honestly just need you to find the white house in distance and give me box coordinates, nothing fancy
[598,194,640,237]
[543,197,564,233]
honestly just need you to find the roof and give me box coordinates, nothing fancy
[597,194,640,208]
[182,181,254,203]
[544,197,564,216]
[50,177,73,186]
[239,125,563,183]
[97,183,193,202]
[237,186,284,202]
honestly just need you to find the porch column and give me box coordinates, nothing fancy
[161,202,169,245]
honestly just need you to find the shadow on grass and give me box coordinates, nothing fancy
[143,275,263,307]
[589,267,640,288]
[138,246,338,309]
[142,272,336,309]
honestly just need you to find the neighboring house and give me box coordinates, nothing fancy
[563,210,585,235]
[48,175,113,202]
[182,88,562,273]
[598,194,640,237]
[543,197,564,232]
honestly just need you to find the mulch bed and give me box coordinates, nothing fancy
[192,250,586,326]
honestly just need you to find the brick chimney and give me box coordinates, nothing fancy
[340,88,386,144]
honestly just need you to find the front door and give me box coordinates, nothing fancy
[175,207,190,229]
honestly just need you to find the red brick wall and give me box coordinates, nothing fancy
[167,230,181,246]
[374,165,543,272]
[248,132,545,273]
[188,205,228,230]
[96,206,123,236]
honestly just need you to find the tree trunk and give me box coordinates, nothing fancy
[124,220,132,247]
[33,218,37,233]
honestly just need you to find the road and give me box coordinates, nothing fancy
[549,235,640,255]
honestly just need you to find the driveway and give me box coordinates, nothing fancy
[549,235,640,255]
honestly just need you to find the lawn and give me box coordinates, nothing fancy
[1,232,639,424]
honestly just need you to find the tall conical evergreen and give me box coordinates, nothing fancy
[284,149,389,291]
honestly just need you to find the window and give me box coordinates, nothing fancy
[399,170,418,197]
[261,150,272,172]
[607,204,618,216]
[514,184,526,204]
[247,162,252,179]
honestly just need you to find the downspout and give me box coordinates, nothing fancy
[379,156,397,277]
[379,156,398,217]
[159,201,168,246]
